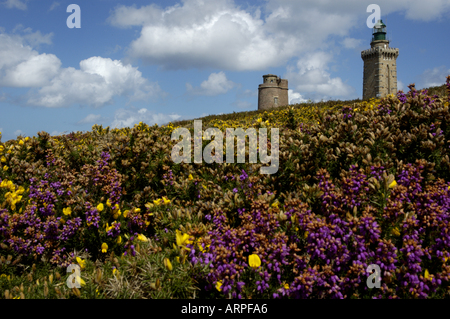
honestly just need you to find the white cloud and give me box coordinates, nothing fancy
[285,52,355,101]
[109,0,296,71]
[186,72,236,96]
[49,2,60,11]
[399,0,450,21]
[0,33,165,108]
[3,0,27,10]
[111,107,181,128]
[342,37,363,49]
[107,0,450,72]
[10,24,54,48]
[78,114,102,125]
[288,89,308,104]
[3,53,61,87]
[13,129,24,136]
[418,66,450,88]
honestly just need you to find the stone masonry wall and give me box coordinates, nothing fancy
[258,75,289,111]
[362,40,398,100]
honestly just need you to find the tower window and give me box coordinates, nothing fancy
[274,97,278,104]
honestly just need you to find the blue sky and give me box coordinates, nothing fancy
[0,0,449,142]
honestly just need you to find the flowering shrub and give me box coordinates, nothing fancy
[1,76,450,299]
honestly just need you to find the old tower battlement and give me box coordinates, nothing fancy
[258,74,288,111]
[361,19,399,100]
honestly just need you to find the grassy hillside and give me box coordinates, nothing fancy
[0,77,449,299]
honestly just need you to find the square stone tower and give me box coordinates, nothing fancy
[361,20,399,100]
[258,74,288,111]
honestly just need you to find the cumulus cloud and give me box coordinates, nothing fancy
[288,89,308,104]
[111,107,181,128]
[109,0,296,71]
[2,53,61,87]
[418,66,450,88]
[77,114,102,125]
[3,0,27,10]
[108,0,450,72]
[186,72,236,96]
[0,32,164,108]
[285,52,355,101]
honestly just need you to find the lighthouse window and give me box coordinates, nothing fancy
[274,97,278,104]
[271,80,273,83]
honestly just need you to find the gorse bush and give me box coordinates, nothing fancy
[0,76,450,299]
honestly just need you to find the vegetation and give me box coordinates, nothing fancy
[0,77,450,299]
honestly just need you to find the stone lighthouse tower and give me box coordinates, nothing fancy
[258,74,288,110]
[361,20,399,100]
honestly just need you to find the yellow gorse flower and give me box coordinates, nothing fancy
[101,243,108,253]
[137,234,148,242]
[249,254,261,269]
[116,235,122,244]
[216,280,222,291]
[164,258,173,271]
[97,203,104,212]
[424,269,431,280]
[153,198,162,206]
[163,197,171,205]
[0,156,5,163]
[75,276,86,287]
[176,229,194,251]
[106,199,112,207]
[389,180,397,188]
[63,207,72,216]
[391,227,401,237]
[76,257,86,269]
[188,174,193,180]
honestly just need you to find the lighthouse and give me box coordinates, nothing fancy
[361,20,399,99]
